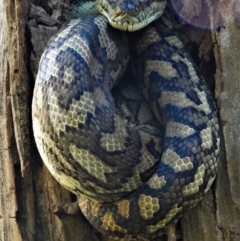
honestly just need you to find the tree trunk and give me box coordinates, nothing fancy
[0,0,239,240]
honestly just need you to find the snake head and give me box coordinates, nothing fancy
[96,0,167,31]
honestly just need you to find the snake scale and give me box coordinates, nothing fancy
[32,0,220,240]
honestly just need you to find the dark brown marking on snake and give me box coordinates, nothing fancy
[32,10,219,240]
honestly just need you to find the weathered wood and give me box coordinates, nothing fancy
[215,14,240,241]
[0,1,26,240]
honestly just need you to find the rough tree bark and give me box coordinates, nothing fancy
[0,0,239,241]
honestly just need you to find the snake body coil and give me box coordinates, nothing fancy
[32,2,220,240]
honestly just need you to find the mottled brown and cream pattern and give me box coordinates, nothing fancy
[32,2,220,240]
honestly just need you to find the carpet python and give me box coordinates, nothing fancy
[32,0,220,240]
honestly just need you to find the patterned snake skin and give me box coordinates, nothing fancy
[32,1,220,240]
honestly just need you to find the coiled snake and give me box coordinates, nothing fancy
[32,0,220,240]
